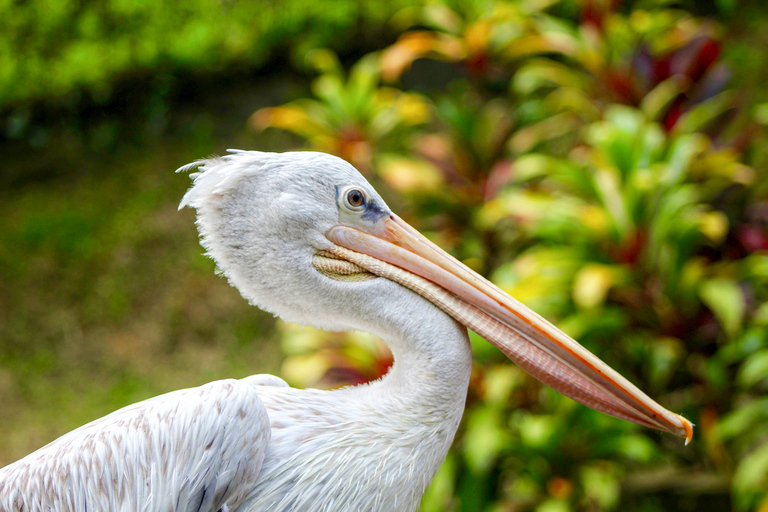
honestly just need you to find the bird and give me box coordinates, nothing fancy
[0,150,693,512]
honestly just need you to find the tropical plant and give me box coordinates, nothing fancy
[252,49,430,175]
[252,0,768,510]
[479,105,765,510]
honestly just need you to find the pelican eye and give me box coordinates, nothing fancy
[342,187,367,211]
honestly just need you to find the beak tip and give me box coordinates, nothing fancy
[676,414,694,445]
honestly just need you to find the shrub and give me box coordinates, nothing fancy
[255,1,767,510]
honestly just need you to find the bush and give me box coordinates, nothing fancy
[0,0,413,107]
[255,0,768,510]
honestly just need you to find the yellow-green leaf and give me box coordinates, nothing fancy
[699,278,745,339]
[376,155,444,192]
[737,350,768,389]
[572,264,621,309]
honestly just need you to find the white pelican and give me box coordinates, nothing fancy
[0,151,692,512]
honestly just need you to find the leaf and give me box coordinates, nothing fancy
[672,90,735,136]
[519,414,559,449]
[663,133,707,185]
[393,92,432,126]
[476,189,556,228]
[509,112,579,154]
[306,48,343,75]
[581,464,620,510]
[376,155,444,193]
[250,104,328,139]
[717,398,768,440]
[279,321,326,354]
[535,498,571,512]
[714,0,736,15]
[641,75,688,122]
[422,3,463,33]
[648,337,686,390]
[483,365,524,405]
[745,253,768,281]
[380,31,465,82]
[464,19,492,54]
[733,440,768,511]
[514,153,584,185]
[463,406,510,474]
[754,303,768,326]
[281,352,333,387]
[502,246,585,317]
[601,434,658,463]
[592,167,633,238]
[604,105,644,138]
[754,102,768,126]
[697,209,729,244]
[544,86,601,121]
[737,350,768,389]
[513,59,586,95]
[571,263,623,309]
[699,278,746,339]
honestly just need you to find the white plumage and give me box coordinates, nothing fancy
[1,379,271,512]
[0,151,692,512]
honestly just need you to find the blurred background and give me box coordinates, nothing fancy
[1,0,767,510]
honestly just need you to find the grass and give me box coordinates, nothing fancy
[0,133,286,465]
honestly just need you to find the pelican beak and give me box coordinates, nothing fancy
[324,214,693,443]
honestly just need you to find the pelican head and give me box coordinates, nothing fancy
[179,150,693,443]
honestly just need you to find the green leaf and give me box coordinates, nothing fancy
[737,350,768,389]
[754,102,768,126]
[536,498,571,512]
[745,253,768,280]
[733,440,768,511]
[673,91,735,136]
[519,414,559,449]
[699,278,745,339]
[753,303,768,326]
[717,398,768,440]
[463,406,510,474]
[306,48,343,75]
[588,106,645,176]
[593,167,633,238]
[513,59,586,95]
[581,464,620,510]
[641,76,686,122]
[664,133,707,186]
[601,434,658,463]
[483,365,524,405]
[513,153,562,182]
[696,210,729,244]
[648,337,686,390]
[714,0,736,14]
[571,263,626,309]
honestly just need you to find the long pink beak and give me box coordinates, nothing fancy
[326,214,693,443]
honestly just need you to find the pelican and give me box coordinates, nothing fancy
[0,150,692,512]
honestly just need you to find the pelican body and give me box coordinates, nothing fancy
[0,151,692,512]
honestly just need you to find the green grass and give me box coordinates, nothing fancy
[0,139,283,465]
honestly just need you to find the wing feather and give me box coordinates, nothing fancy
[0,378,272,512]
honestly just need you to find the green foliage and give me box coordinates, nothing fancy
[252,49,431,174]
[4,0,766,509]
[256,0,768,510]
[0,0,414,107]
